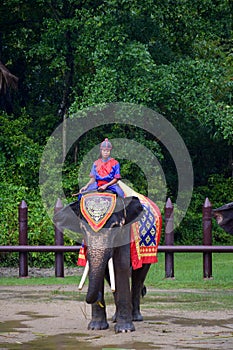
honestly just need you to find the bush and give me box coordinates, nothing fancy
[175,175,233,245]
[0,183,78,267]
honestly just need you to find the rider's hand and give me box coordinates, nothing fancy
[98,184,108,191]
[72,192,79,197]
[72,186,87,196]
[80,186,87,193]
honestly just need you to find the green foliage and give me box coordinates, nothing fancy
[2,0,232,142]
[176,175,233,245]
[0,182,78,267]
[72,56,232,184]
[0,119,77,266]
[0,112,42,187]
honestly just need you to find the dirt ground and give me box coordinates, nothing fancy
[0,282,233,350]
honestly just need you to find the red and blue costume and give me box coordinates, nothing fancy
[86,157,124,197]
[78,138,124,198]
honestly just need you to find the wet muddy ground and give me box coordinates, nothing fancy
[0,284,233,350]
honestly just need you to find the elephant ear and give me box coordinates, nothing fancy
[123,196,144,225]
[213,202,233,235]
[53,200,81,233]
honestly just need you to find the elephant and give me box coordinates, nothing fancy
[54,190,161,333]
[212,202,233,235]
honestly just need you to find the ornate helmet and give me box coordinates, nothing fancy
[100,138,112,150]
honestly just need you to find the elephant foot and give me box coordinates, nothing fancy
[132,311,143,321]
[114,321,135,333]
[88,320,109,330]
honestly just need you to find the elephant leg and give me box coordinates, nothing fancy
[88,280,109,330]
[113,244,135,333]
[131,263,151,321]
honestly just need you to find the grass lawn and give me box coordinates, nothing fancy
[0,253,232,289]
[146,252,233,289]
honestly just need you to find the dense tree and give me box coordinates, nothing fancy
[1,0,232,142]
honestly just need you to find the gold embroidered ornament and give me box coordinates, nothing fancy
[80,192,117,232]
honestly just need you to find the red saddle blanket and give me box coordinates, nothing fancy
[130,194,162,269]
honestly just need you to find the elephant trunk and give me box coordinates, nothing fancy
[86,247,112,304]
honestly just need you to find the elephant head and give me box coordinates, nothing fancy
[212,202,233,235]
[53,193,143,304]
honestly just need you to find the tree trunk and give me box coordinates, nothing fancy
[62,112,67,162]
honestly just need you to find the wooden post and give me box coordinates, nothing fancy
[18,200,28,277]
[165,198,174,278]
[54,198,64,277]
[203,197,212,279]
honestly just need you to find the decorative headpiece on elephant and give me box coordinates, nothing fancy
[212,202,233,235]
[53,190,162,333]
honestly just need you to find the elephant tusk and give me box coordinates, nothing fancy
[108,258,115,292]
[78,260,89,290]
